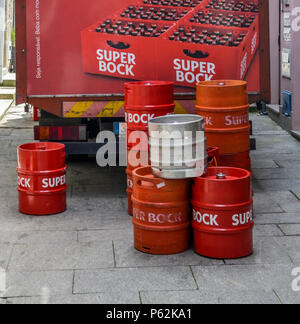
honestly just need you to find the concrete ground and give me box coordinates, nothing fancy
[0,105,300,304]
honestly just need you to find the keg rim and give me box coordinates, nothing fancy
[196,80,247,88]
[149,114,204,126]
[18,142,66,152]
[124,80,174,88]
[198,167,251,181]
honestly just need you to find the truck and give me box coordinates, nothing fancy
[15,0,271,155]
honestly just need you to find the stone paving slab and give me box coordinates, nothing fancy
[274,287,300,304]
[6,292,140,304]
[26,211,132,232]
[254,179,300,192]
[0,243,13,270]
[0,231,78,245]
[224,237,292,266]
[255,213,300,225]
[253,192,283,214]
[8,240,115,271]
[251,153,300,161]
[114,239,223,268]
[191,264,295,291]
[275,160,300,169]
[270,191,300,213]
[251,159,279,169]
[9,129,36,140]
[274,236,300,264]
[0,128,12,136]
[0,186,16,198]
[67,197,127,213]
[78,229,133,243]
[69,172,127,186]
[71,184,127,197]
[74,267,197,294]
[1,270,73,298]
[0,152,18,162]
[0,139,12,149]
[292,189,300,200]
[254,225,283,237]
[140,288,280,304]
[252,168,300,180]
[0,212,41,232]
[255,135,300,154]
[254,130,288,136]
[250,115,283,132]
[278,224,300,236]
[252,190,300,214]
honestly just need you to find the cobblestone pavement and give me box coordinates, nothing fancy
[0,105,300,304]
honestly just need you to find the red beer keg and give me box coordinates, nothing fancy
[192,167,254,259]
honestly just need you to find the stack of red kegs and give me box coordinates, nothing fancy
[124,81,175,215]
[196,80,251,171]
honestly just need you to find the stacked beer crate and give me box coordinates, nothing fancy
[81,0,260,87]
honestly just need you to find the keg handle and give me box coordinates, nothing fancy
[136,178,166,190]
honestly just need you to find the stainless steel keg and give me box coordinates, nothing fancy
[149,114,207,179]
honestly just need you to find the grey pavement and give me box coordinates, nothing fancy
[0,105,299,304]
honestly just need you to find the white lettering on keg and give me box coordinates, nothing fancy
[17,176,31,189]
[42,175,66,189]
[134,209,183,224]
[193,210,219,226]
[148,212,183,224]
[133,209,146,221]
[225,114,249,126]
[174,59,216,84]
[96,49,136,77]
[125,112,155,124]
[232,209,253,226]
[204,117,213,126]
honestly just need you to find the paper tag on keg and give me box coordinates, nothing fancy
[157,182,166,189]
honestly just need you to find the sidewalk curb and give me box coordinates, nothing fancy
[0,100,14,122]
[291,131,300,142]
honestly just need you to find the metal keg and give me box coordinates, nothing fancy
[132,167,191,255]
[196,80,251,170]
[17,142,67,216]
[192,167,254,259]
[148,114,207,179]
[124,81,175,215]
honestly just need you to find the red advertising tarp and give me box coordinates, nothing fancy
[26,0,260,96]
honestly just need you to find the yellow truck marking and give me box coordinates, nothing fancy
[64,100,191,118]
[65,101,94,118]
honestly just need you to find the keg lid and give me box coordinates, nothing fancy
[149,114,204,126]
